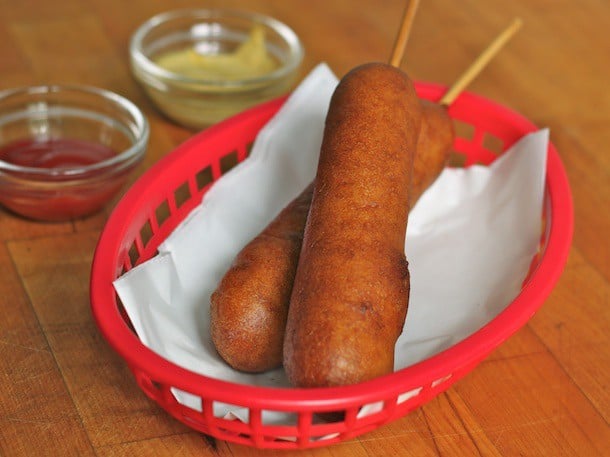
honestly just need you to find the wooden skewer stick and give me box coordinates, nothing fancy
[439,17,523,106]
[389,0,421,67]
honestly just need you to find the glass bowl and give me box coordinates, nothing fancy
[0,85,149,222]
[129,8,304,129]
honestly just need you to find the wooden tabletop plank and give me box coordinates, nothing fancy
[95,433,233,457]
[0,243,96,456]
[7,233,190,448]
[554,131,610,282]
[456,346,610,455]
[530,248,610,422]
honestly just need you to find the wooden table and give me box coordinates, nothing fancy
[1,0,608,455]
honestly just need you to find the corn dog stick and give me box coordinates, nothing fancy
[389,0,421,67]
[440,17,523,106]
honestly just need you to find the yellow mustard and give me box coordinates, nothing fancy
[154,25,278,80]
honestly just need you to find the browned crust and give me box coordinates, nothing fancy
[209,184,313,372]
[283,63,423,387]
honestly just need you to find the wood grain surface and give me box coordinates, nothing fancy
[1,0,608,455]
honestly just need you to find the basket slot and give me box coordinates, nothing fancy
[454,119,476,141]
[431,373,453,388]
[297,411,355,444]
[447,151,468,168]
[139,219,154,250]
[127,241,140,269]
[347,399,398,433]
[482,131,505,155]
[155,200,172,228]
[306,421,349,445]
[207,399,267,445]
[260,410,298,426]
[126,229,154,268]
[195,165,214,192]
[397,386,423,405]
[256,420,300,442]
[220,150,239,175]
[393,386,425,418]
[172,397,253,441]
[173,181,191,210]
[211,401,249,420]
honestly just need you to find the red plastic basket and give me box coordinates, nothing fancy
[90,83,573,449]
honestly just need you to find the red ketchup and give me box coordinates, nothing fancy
[0,138,116,168]
[0,138,127,221]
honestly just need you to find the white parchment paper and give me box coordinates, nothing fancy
[113,63,547,422]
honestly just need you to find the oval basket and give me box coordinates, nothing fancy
[90,83,573,450]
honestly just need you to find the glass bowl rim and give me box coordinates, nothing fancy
[0,84,149,179]
[129,8,304,89]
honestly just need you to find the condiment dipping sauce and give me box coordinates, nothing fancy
[0,139,116,168]
[129,9,303,129]
[154,25,279,81]
[0,85,149,221]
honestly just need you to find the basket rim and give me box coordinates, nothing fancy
[90,83,573,411]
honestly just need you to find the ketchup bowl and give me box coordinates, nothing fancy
[0,85,149,221]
